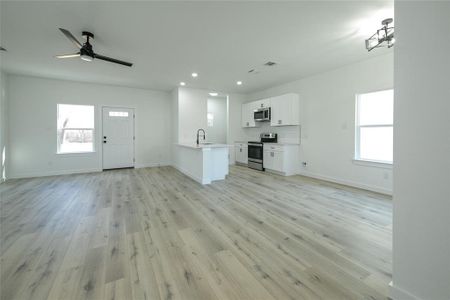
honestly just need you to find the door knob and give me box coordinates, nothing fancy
[103,141,107,143]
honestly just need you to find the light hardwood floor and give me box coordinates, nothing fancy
[0,166,392,300]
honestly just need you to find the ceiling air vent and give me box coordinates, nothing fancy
[264,61,277,66]
[248,68,260,74]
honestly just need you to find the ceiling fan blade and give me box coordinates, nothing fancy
[55,53,80,59]
[94,53,133,67]
[59,28,82,49]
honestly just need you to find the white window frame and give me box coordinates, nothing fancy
[354,89,393,166]
[57,104,95,154]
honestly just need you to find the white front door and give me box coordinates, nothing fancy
[102,107,135,169]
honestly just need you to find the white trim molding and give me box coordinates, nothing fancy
[352,159,393,169]
[298,170,392,195]
[8,168,102,179]
[134,163,170,169]
[390,282,423,300]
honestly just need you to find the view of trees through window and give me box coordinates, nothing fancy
[57,104,95,153]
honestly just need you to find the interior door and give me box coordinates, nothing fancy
[102,107,135,169]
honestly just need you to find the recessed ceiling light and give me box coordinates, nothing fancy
[180,82,186,86]
[191,73,198,78]
[236,81,243,85]
[209,92,218,96]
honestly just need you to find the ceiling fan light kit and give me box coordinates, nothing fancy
[56,28,133,67]
[365,18,395,52]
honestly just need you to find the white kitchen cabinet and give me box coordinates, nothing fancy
[254,98,271,109]
[270,93,299,126]
[263,149,283,172]
[241,102,257,128]
[241,99,271,128]
[263,144,299,176]
[235,143,248,165]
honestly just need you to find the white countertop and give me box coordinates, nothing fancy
[263,142,300,146]
[234,141,300,145]
[176,143,230,149]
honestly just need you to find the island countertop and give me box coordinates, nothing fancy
[176,143,230,149]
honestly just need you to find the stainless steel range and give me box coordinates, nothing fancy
[248,133,277,171]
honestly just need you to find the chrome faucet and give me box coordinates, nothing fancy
[196,129,206,145]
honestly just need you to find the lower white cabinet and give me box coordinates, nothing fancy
[263,144,299,176]
[235,143,248,165]
[263,149,283,172]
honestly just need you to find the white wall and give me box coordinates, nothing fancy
[392,2,450,300]
[207,97,227,143]
[0,71,8,182]
[172,87,246,164]
[249,53,393,194]
[177,87,208,144]
[7,75,172,178]
[226,92,247,145]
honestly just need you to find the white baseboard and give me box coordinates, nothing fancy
[9,168,102,179]
[7,163,171,180]
[389,282,422,300]
[134,162,170,169]
[298,170,392,195]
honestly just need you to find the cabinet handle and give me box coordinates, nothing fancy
[278,120,282,124]
[271,152,274,157]
[261,103,263,107]
[240,149,242,152]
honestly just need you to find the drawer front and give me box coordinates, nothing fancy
[263,144,283,152]
[235,143,248,148]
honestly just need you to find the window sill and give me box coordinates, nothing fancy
[56,151,96,156]
[352,159,393,169]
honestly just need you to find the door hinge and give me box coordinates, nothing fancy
[133,114,135,118]
[133,136,135,140]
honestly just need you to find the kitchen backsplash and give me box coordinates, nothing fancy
[242,123,301,144]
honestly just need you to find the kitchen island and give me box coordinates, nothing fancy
[174,143,229,184]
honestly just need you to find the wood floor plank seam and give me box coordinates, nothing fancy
[0,166,392,300]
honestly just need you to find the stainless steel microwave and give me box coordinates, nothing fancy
[254,107,271,122]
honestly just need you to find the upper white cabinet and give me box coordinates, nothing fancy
[270,93,300,126]
[254,98,271,109]
[241,102,256,127]
[242,99,270,127]
[241,94,299,128]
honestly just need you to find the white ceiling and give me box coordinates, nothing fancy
[0,1,393,94]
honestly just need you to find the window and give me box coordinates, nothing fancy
[109,111,129,117]
[57,104,95,154]
[207,112,214,127]
[355,89,393,164]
